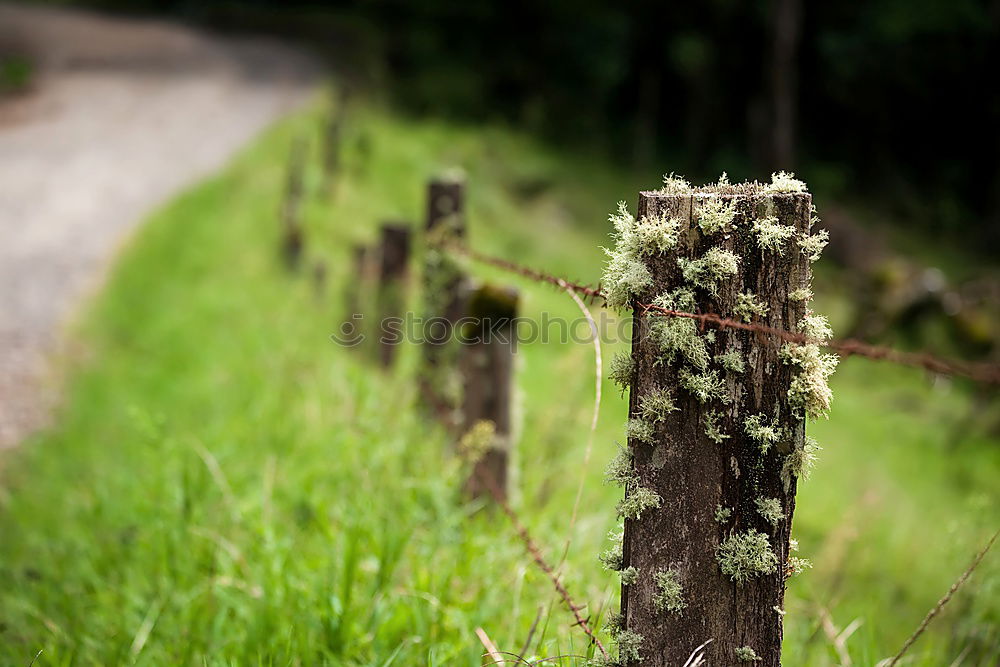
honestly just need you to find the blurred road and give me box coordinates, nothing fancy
[0,4,319,448]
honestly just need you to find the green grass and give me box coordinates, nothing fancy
[1,92,998,665]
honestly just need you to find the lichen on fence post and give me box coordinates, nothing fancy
[459,283,518,502]
[601,173,835,666]
[375,223,412,368]
[420,175,469,421]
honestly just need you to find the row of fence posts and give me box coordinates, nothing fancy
[277,114,824,664]
[325,176,519,503]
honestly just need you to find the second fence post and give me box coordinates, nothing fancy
[281,137,306,270]
[459,283,519,502]
[420,176,468,420]
[607,176,834,666]
[376,223,411,368]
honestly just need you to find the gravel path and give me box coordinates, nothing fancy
[0,4,320,448]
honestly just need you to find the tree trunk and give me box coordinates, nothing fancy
[620,189,812,666]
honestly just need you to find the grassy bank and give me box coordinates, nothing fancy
[1,96,997,665]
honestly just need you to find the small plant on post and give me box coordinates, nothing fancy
[458,283,518,502]
[420,174,468,421]
[601,173,835,666]
[375,223,412,368]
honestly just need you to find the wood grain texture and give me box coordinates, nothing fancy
[621,191,811,666]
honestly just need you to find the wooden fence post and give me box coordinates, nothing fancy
[340,244,374,350]
[420,177,468,419]
[322,92,345,194]
[459,283,519,502]
[613,180,829,665]
[376,223,412,368]
[281,137,307,269]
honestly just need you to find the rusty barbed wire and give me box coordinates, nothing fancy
[439,240,1000,385]
[417,373,609,660]
[474,468,610,662]
[440,240,606,304]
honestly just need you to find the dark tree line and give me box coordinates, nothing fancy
[73,0,1000,249]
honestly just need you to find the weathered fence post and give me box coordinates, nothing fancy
[339,244,374,350]
[376,223,412,368]
[420,176,468,419]
[312,260,327,300]
[605,175,833,665]
[281,137,307,269]
[322,92,345,194]
[459,283,519,502]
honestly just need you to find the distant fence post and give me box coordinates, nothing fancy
[459,283,518,502]
[281,137,307,269]
[613,180,829,666]
[341,244,373,350]
[376,223,412,368]
[420,176,468,420]
[322,92,345,194]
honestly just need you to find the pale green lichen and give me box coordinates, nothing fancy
[640,387,678,423]
[718,529,779,584]
[602,202,653,311]
[609,352,635,389]
[798,228,829,262]
[635,210,683,255]
[717,349,745,374]
[799,312,833,341]
[660,172,692,194]
[780,343,838,419]
[650,291,711,370]
[605,446,636,487]
[765,171,808,194]
[733,291,769,322]
[680,368,730,404]
[653,567,686,614]
[744,413,783,454]
[695,196,736,235]
[654,286,697,312]
[602,252,651,311]
[617,486,662,520]
[715,504,732,523]
[704,409,730,444]
[613,630,644,664]
[621,566,639,586]
[788,286,813,302]
[752,216,797,254]
[605,611,624,635]
[755,497,784,526]
[599,527,624,571]
[626,417,655,444]
[735,646,763,662]
[781,436,821,491]
[677,247,740,296]
[787,556,813,578]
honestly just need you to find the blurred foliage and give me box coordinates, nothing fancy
[0,55,33,94]
[47,0,1000,252]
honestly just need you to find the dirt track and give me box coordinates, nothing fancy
[0,4,319,448]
